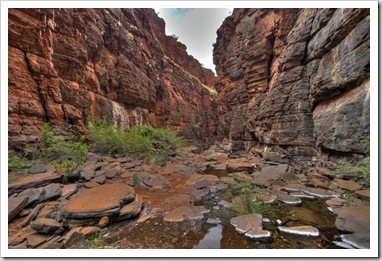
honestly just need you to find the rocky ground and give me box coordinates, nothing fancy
[8,144,370,249]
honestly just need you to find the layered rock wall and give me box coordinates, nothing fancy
[8,8,217,150]
[213,8,370,161]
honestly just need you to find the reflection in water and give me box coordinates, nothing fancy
[193,225,223,249]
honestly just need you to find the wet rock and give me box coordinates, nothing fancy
[61,184,78,199]
[26,233,51,248]
[163,206,207,222]
[98,216,109,229]
[186,174,208,190]
[8,172,63,195]
[18,188,42,206]
[61,183,136,220]
[117,194,144,220]
[9,196,29,222]
[31,218,64,235]
[230,214,263,234]
[277,194,302,205]
[133,172,170,189]
[289,192,315,199]
[335,205,369,233]
[333,240,356,249]
[245,227,272,240]
[27,163,47,174]
[206,218,221,224]
[277,225,320,236]
[42,183,62,201]
[335,179,363,191]
[301,187,336,198]
[340,233,370,249]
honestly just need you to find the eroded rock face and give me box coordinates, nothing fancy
[213,8,370,161]
[8,8,217,150]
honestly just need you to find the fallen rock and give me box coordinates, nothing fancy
[133,172,170,189]
[354,189,370,200]
[335,179,363,191]
[84,182,100,188]
[98,216,109,229]
[27,163,47,174]
[230,214,263,234]
[9,196,29,222]
[277,225,320,236]
[226,158,256,173]
[165,194,193,205]
[233,172,252,182]
[301,187,336,198]
[21,203,44,227]
[42,183,61,201]
[340,233,370,249]
[218,200,233,209]
[186,174,208,190]
[104,162,125,179]
[61,183,136,220]
[61,184,78,199]
[161,164,196,176]
[17,188,42,206]
[206,218,221,224]
[209,183,228,193]
[8,172,63,195]
[335,205,370,233]
[117,194,144,220]
[163,206,207,222]
[26,233,51,248]
[325,199,345,207]
[31,218,64,235]
[260,164,289,180]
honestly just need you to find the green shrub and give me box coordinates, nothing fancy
[52,160,78,175]
[88,119,185,165]
[335,156,370,186]
[232,187,273,215]
[8,150,30,171]
[237,16,252,35]
[39,123,88,164]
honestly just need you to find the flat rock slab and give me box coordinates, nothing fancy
[26,233,51,248]
[354,189,370,199]
[8,172,63,195]
[161,164,196,176]
[9,196,29,222]
[18,188,42,206]
[325,199,345,207]
[186,174,208,190]
[31,218,64,235]
[42,183,61,201]
[233,172,252,182]
[218,200,233,209]
[226,158,256,173]
[277,193,302,205]
[340,233,370,249]
[163,206,208,222]
[335,179,363,191]
[133,172,170,189]
[230,214,263,234]
[165,194,193,205]
[281,183,305,192]
[335,205,370,233]
[260,164,289,180]
[253,194,276,204]
[277,225,320,236]
[27,163,47,174]
[61,183,136,219]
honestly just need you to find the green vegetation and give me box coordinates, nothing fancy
[88,119,185,165]
[8,150,30,172]
[85,232,109,249]
[334,155,370,186]
[237,16,252,36]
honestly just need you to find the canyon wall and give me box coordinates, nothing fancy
[213,8,370,162]
[8,8,217,150]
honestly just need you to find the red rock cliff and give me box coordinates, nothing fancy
[213,8,370,161]
[8,8,218,149]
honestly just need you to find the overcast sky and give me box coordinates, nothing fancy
[155,8,233,74]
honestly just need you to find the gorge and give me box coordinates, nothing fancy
[7,7,371,252]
